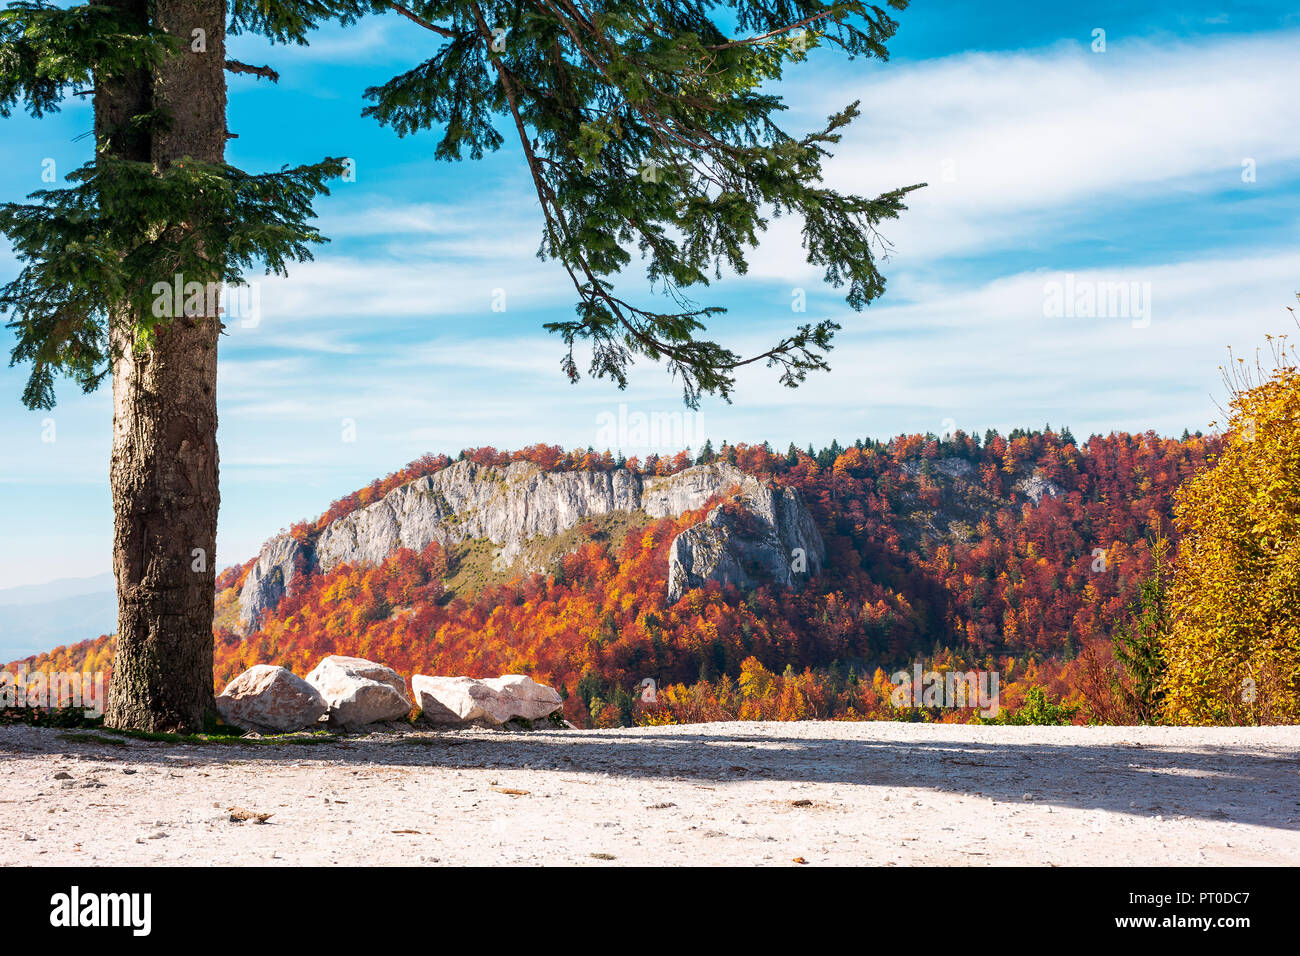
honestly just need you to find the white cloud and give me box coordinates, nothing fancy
[229,254,571,324]
[746,31,1300,273]
[836,33,1300,205]
[719,247,1300,438]
[242,33,1300,323]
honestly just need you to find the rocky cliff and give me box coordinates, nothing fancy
[239,535,313,631]
[238,460,825,630]
[665,478,824,602]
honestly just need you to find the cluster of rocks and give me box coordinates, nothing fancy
[215,655,563,735]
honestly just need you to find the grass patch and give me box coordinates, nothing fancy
[56,727,340,747]
[443,539,501,598]
[1,705,104,729]
[106,727,340,746]
[440,511,652,600]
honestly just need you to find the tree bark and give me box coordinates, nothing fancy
[102,0,228,732]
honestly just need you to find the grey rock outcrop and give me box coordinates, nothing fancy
[313,460,643,572]
[666,482,825,603]
[1014,472,1063,505]
[901,457,976,482]
[639,462,767,517]
[238,535,313,631]
[237,460,823,629]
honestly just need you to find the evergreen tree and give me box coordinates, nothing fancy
[1,0,919,731]
[1111,531,1171,724]
[0,0,362,731]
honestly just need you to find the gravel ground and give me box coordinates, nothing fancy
[2,721,1297,866]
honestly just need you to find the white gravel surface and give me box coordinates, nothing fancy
[2,721,1297,866]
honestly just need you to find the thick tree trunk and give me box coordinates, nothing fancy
[103,0,228,732]
[105,319,221,732]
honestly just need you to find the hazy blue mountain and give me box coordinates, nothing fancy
[0,573,116,663]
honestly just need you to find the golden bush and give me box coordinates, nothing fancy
[1163,339,1300,724]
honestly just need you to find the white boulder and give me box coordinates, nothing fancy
[216,665,328,733]
[412,674,563,727]
[306,655,412,728]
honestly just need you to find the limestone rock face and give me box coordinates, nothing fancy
[666,481,825,603]
[411,674,563,727]
[902,457,975,481]
[215,665,328,733]
[238,460,820,629]
[306,655,412,729]
[639,462,766,518]
[238,535,313,631]
[1015,472,1063,505]
[313,461,643,573]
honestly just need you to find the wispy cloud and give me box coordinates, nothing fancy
[748,31,1300,272]
[231,254,570,325]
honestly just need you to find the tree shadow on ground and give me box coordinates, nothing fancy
[5,724,1297,832]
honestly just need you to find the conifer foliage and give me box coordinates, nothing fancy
[362,0,922,403]
[0,0,356,408]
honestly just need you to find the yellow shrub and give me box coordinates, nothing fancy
[1163,351,1300,724]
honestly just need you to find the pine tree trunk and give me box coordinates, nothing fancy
[102,0,228,732]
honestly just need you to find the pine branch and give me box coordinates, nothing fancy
[707,10,841,50]
[225,60,280,82]
[0,1,176,117]
[384,1,457,38]
[419,0,922,405]
[0,157,348,408]
[227,0,373,45]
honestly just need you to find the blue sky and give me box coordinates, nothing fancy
[2,1,1300,589]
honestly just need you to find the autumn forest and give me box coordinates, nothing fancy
[15,415,1262,727]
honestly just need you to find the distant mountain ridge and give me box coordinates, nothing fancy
[0,572,114,607]
[10,430,1218,726]
[0,573,116,663]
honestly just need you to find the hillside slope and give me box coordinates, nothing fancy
[8,429,1217,726]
